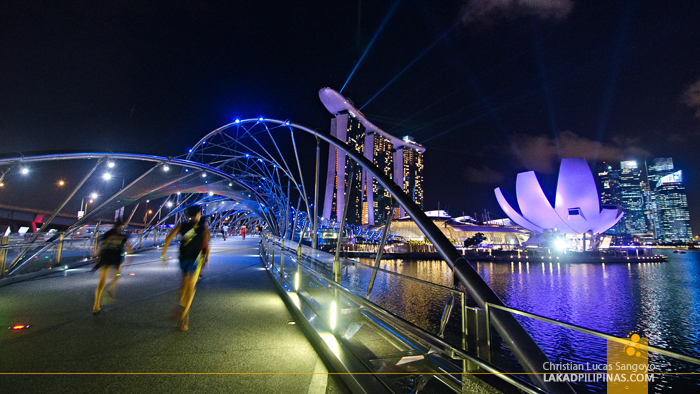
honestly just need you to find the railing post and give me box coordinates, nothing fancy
[56,232,64,264]
[313,138,320,250]
[483,304,492,363]
[279,245,284,278]
[464,306,492,366]
[138,231,143,249]
[334,166,355,283]
[0,236,8,278]
[367,200,395,297]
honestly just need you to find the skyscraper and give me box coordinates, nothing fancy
[617,161,648,237]
[396,136,424,211]
[646,158,693,242]
[596,163,621,206]
[646,157,674,185]
[645,157,675,239]
[595,162,621,235]
[596,157,693,243]
[320,88,426,227]
[323,113,365,226]
[364,132,394,225]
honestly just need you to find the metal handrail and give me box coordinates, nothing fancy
[484,303,700,367]
[276,237,463,297]
[266,242,547,394]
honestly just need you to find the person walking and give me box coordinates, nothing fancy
[161,205,210,331]
[240,224,246,241]
[221,224,228,241]
[92,220,132,314]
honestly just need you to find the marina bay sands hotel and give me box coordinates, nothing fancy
[319,88,425,226]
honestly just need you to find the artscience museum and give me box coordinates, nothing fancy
[495,158,624,250]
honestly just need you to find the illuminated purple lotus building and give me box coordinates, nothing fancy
[494,158,623,243]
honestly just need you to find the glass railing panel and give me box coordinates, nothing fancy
[265,242,464,393]
[275,237,463,340]
[1,231,166,278]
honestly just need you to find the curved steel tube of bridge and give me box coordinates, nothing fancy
[259,118,576,394]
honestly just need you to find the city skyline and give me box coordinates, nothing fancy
[597,157,693,242]
[2,1,700,232]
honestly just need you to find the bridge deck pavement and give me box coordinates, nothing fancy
[0,236,349,394]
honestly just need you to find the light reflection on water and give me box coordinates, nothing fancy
[359,250,700,393]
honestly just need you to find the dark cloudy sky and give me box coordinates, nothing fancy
[2,1,700,231]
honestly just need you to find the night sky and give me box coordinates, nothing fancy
[2,1,700,232]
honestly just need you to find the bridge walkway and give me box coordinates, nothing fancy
[0,237,349,394]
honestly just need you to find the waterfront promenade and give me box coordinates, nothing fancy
[0,237,349,394]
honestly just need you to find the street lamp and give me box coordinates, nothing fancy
[79,193,98,218]
[144,209,153,225]
[102,173,125,189]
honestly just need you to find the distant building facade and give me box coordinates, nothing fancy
[617,161,648,237]
[646,158,692,242]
